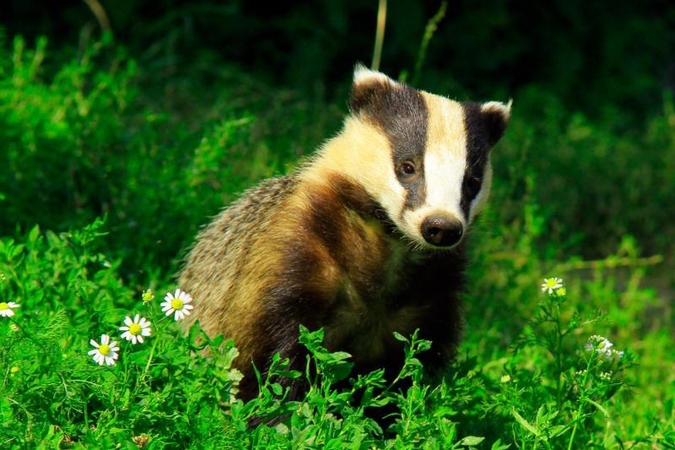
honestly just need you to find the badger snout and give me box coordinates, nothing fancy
[421,215,464,247]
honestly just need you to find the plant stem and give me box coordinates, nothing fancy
[141,332,159,383]
[555,301,564,409]
[371,0,387,71]
[410,1,447,86]
[567,356,594,450]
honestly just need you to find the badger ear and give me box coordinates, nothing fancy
[352,63,392,85]
[349,64,398,115]
[481,100,512,147]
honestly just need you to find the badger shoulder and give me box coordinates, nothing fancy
[178,168,394,359]
[179,175,301,358]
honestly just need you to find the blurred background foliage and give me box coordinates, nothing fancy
[1,0,674,279]
[6,0,673,114]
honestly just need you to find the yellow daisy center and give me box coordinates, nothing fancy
[129,323,142,335]
[171,298,184,310]
[545,279,558,289]
[99,344,111,356]
[0,302,8,311]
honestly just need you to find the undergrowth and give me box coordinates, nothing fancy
[0,221,670,448]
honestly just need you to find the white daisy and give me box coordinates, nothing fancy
[161,289,194,321]
[541,277,563,295]
[0,301,20,318]
[119,314,152,344]
[88,334,120,366]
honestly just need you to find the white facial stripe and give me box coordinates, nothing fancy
[423,146,466,219]
[419,94,468,222]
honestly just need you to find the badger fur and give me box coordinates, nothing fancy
[179,66,511,400]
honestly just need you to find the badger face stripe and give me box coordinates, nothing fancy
[460,102,491,218]
[350,77,429,212]
[460,101,509,220]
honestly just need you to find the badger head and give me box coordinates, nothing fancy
[345,65,511,250]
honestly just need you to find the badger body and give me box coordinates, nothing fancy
[180,66,510,399]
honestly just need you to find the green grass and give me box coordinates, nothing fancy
[0,34,673,448]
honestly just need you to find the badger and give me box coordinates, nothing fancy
[179,65,510,400]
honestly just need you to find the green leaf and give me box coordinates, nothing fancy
[585,398,610,418]
[456,435,485,446]
[28,225,40,244]
[490,438,512,450]
[511,409,540,437]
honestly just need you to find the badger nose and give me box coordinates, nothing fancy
[421,216,464,247]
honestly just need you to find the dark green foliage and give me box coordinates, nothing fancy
[492,87,675,258]
[0,34,337,280]
[4,2,674,115]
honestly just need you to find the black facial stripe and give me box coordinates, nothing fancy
[353,80,429,212]
[460,102,491,218]
[386,86,427,212]
[398,160,426,214]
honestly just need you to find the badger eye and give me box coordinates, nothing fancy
[465,176,483,197]
[399,161,416,177]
